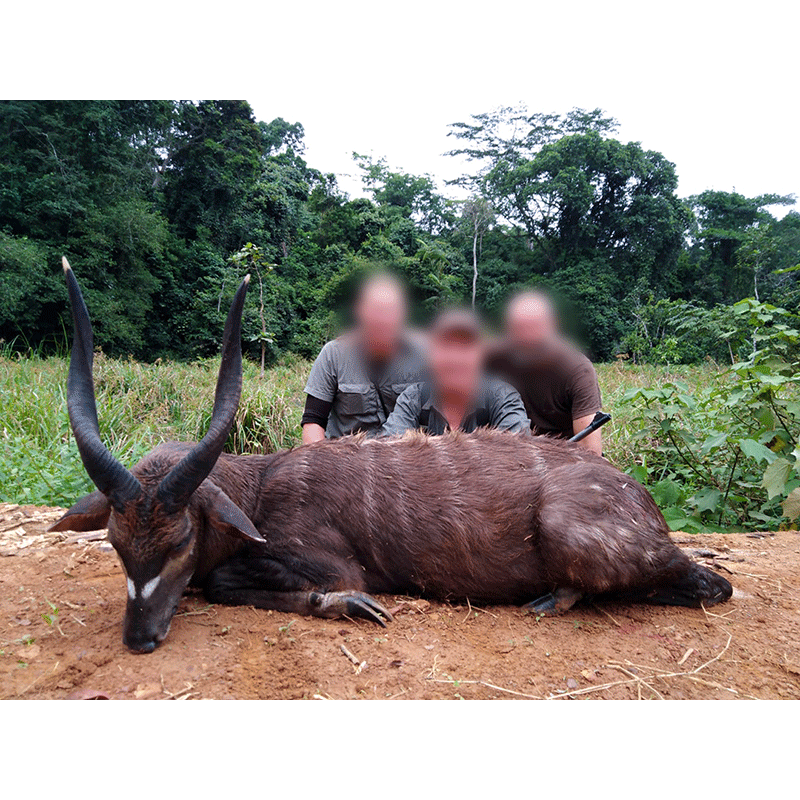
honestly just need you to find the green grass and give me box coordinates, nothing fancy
[0,353,308,506]
[0,351,719,507]
[595,359,726,467]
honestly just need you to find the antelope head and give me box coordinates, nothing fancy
[51,259,262,652]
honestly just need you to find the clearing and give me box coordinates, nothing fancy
[1,502,798,700]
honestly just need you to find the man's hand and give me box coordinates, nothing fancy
[573,414,602,456]
[302,423,326,445]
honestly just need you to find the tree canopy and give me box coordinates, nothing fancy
[0,100,796,363]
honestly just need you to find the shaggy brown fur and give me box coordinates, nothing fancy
[55,428,731,652]
[203,429,730,602]
[53,262,731,653]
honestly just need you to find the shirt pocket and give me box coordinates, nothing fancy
[337,383,376,417]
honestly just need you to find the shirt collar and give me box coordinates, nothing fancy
[427,377,491,427]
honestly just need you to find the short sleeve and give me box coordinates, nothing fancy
[381,384,423,437]
[304,341,339,403]
[569,360,602,420]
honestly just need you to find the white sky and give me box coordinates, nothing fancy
[7,0,799,215]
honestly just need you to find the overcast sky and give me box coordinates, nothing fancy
[8,0,798,215]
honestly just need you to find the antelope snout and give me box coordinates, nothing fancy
[124,634,158,654]
[123,619,163,653]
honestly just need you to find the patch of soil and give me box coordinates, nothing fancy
[1,503,799,700]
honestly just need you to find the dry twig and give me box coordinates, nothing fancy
[607,663,664,700]
[161,675,198,700]
[551,633,736,700]
[340,644,366,674]
[592,604,622,627]
[426,677,541,699]
[461,597,498,621]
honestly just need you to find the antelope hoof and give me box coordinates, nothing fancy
[314,591,394,627]
[524,587,583,616]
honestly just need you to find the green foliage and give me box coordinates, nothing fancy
[354,153,455,235]
[0,350,711,514]
[621,297,752,365]
[446,105,698,358]
[1,100,796,363]
[621,302,800,531]
[0,233,64,349]
[7,346,797,538]
[0,352,307,506]
[684,191,795,305]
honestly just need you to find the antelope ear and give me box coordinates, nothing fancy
[49,491,111,532]
[197,483,264,544]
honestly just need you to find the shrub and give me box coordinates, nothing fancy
[622,300,800,531]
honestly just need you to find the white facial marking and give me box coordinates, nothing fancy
[127,577,136,600]
[140,576,161,601]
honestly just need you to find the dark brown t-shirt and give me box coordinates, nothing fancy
[487,337,602,439]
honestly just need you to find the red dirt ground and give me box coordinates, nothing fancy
[1,502,798,700]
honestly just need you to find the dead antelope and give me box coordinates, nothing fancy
[52,260,732,653]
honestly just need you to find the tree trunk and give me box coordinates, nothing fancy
[257,268,267,379]
[472,226,479,309]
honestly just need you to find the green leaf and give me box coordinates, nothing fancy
[762,458,793,500]
[739,438,777,465]
[749,511,778,524]
[661,506,707,533]
[782,489,800,521]
[700,432,728,454]
[621,388,643,402]
[691,489,722,514]
[651,479,683,507]
[754,373,790,387]
[630,464,648,484]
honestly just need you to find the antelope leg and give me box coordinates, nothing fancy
[310,591,394,627]
[523,587,583,616]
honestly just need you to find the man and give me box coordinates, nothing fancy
[301,272,426,443]
[488,290,604,455]
[382,308,529,436]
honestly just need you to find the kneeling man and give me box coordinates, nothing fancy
[301,273,425,442]
[488,290,603,455]
[382,309,529,436]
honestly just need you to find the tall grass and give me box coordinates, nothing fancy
[596,359,726,467]
[0,350,719,507]
[0,352,307,506]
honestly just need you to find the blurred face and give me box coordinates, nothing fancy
[429,331,485,401]
[505,294,557,348]
[355,279,407,359]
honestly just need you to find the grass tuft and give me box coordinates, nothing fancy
[0,353,306,506]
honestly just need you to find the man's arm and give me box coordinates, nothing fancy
[568,357,603,455]
[381,384,423,437]
[302,343,338,444]
[572,413,602,455]
[302,423,326,445]
[489,382,531,434]
[301,394,332,444]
